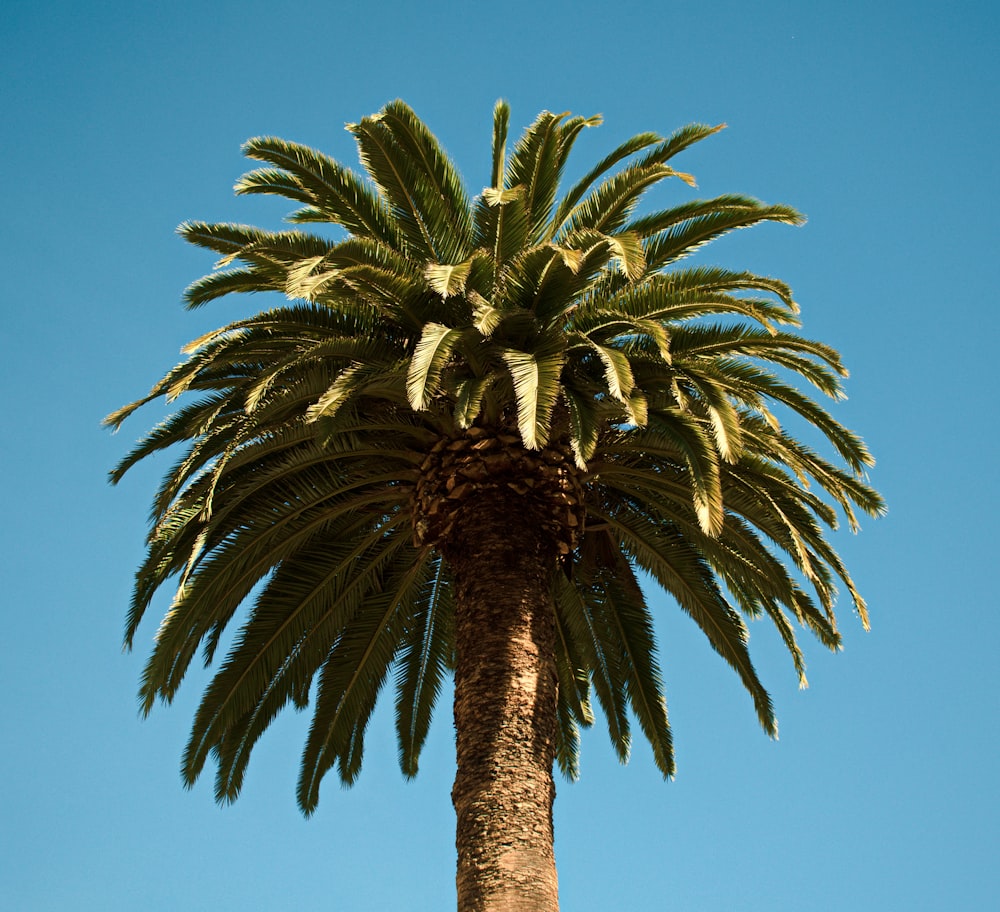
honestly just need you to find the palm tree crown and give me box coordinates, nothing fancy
[109,100,883,909]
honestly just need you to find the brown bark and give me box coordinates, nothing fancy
[447,497,561,912]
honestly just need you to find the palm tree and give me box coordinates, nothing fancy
[108,100,883,912]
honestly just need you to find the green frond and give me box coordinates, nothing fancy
[348,114,440,260]
[178,220,278,257]
[378,100,474,262]
[561,385,603,467]
[222,229,340,270]
[239,136,398,244]
[177,223,342,307]
[473,183,530,271]
[107,391,226,481]
[425,258,474,298]
[306,360,409,423]
[452,375,493,429]
[138,472,412,716]
[184,269,282,307]
[554,696,582,781]
[407,323,465,410]
[297,544,418,810]
[183,515,410,794]
[503,245,579,318]
[469,292,503,337]
[394,555,453,778]
[593,555,674,777]
[552,578,595,732]
[505,111,569,243]
[736,370,876,473]
[500,336,566,449]
[550,579,592,782]
[642,197,805,270]
[642,412,724,536]
[584,266,801,334]
[490,99,510,189]
[593,499,776,735]
[607,231,647,282]
[550,131,664,233]
[556,163,676,240]
[554,570,631,763]
[589,341,635,403]
[636,121,726,168]
[671,323,846,380]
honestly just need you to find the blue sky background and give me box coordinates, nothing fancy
[2,1,997,909]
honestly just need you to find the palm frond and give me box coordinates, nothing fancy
[602,559,674,777]
[554,571,631,763]
[593,499,776,735]
[297,542,417,811]
[500,335,566,449]
[394,555,454,777]
[378,100,474,262]
[550,131,664,233]
[642,197,805,270]
[407,323,466,410]
[238,136,398,244]
[636,121,726,168]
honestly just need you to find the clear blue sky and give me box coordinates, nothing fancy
[2,1,997,909]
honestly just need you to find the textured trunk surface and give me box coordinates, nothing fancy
[448,506,560,912]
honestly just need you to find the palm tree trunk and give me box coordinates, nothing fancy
[448,509,560,912]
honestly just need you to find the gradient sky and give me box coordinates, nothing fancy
[2,1,997,909]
